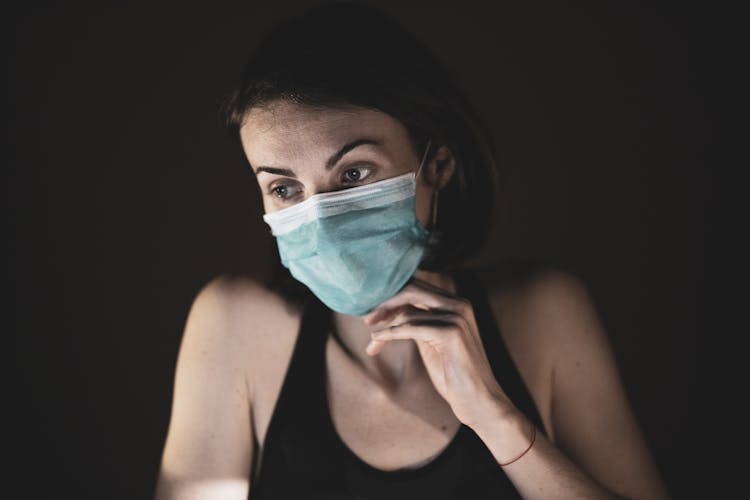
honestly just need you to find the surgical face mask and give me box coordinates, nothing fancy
[262,140,434,315]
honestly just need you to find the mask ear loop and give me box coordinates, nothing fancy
[415,139,441,247]
[415,138,432,182]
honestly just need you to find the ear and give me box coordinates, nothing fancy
[427,144,456,191]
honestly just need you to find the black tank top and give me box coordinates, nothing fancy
[248,267,547,499]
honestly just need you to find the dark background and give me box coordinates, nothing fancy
[5,2,741,499]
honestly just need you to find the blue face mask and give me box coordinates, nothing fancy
[262,140,434,316]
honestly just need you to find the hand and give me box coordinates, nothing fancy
[363,276,514,428]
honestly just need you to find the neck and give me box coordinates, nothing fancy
[330,268,458,391]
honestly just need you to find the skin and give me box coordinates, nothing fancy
[155,100,672,499]
[244,100,456,388]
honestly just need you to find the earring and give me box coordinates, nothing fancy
[426,190,442,247]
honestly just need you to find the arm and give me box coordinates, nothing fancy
[155,276,255,500]
[473,270,670,499]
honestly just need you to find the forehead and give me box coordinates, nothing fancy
[238,100,409,164]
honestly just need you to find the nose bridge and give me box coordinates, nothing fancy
[290,170,340,199]
[309,180,348,198]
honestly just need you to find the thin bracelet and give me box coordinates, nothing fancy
[499,423,537,467]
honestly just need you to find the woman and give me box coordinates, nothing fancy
[156,4,670,499]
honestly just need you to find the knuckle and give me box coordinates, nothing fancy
[456,298,472,313]
[441,321,463,337]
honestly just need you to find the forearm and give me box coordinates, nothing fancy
[469,399,624,500]
[154,475,250,500]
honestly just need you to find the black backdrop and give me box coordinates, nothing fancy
[5,2,741,499]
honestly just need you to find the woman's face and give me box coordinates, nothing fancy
[238,99,435,228]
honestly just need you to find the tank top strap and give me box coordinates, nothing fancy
[452,267,547,435]
[266,292,332,427]
[250,292,339,493]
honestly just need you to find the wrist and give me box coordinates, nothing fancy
[467,392,521,433]
[468,397,536,465]
[466,386,517,429]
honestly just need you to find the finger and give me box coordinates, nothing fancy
[409,276,459,296]
[368,303,419,327]
[371,309,461,332]
[366,310,455,356]
[371,321,460,344]
[364,282,470,324]
[365,339,386,356]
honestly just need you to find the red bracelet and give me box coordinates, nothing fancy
[499,423,537,467]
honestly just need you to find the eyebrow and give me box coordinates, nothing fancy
[253,138,382,177]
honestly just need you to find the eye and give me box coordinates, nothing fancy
[268,183,301,201]
[342,166,372,184]
[267,166,373,203]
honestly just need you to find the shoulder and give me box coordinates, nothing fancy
[184,273,305,395]
[157,274,305,494]
[474,259,588,305]
[477,260,597,351]
[474,263,670,499]
[192,272,300,314]
[461,263,672,498]
[469,261,602,433]
[189,272,304,336]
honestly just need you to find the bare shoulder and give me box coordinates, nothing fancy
[478,261,597,360]
[198,273,307,447]
[478,263,670,499]
[195,273,303,337]
[155,273,304,498]
[194,272,305,396]
[473,262,600,439]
